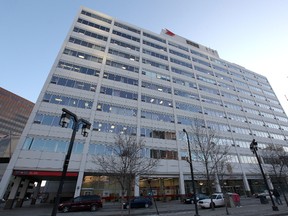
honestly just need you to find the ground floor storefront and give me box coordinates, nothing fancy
[3,170,286,209]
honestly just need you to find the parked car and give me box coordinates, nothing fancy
[58,195,103,213]
[254,190,274,199]
[184,193,209,204]
[123,197,153,209]
[197,193,225,208]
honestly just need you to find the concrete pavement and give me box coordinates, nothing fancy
[1,197,288,216]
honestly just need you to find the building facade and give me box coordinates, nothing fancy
[0,88,34,183]
[1,7,288,205]
[0,87,34,138]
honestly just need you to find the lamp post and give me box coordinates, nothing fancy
[51,108,91,216]
[183,129,199,216]
[250,139,279,211]
[147,179,159,215]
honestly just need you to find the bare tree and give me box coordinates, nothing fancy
[92,133,158,213]
[188,119,231,210]
[262,143,288,205]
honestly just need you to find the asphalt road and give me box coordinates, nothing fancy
[1,197,288,216]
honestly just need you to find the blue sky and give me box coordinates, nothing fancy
[1,0,288,113]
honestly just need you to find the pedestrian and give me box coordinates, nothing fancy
[272,188,282,205]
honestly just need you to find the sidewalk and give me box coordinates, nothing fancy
[0,197,288,216]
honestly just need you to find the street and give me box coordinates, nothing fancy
[1,197,288,216]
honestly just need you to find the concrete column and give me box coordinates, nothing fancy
[15,179,30,207]
[266,174,273,189]
[4,176,22,209]
[31,181,41,205]
[74,171,84,197]
[242,173,251,196]
[214,176,221,193]
[179,172,185,196]
[134,175,140,196]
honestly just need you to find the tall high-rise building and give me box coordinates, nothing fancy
[0,87,34,138]
[0,87,34,183]
[1,7,288,205]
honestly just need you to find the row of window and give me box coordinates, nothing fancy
[88,143,177,160]
[35,105,288,135]
[69,37,105,52]
[140,128,176,140]
[108,48,139,62]
[64,34,276,106]
[103,71,138,86]
[141,110,174,122]
[77,18,110,32]
[51,75,96,92]
[93,121,137,134]
[33,110,288,149]
[22,137,84,154]
[21,135,262,164]
[106,59,139,73]
[43,93,93,109]
[57,61,100,76]
[73,26,108,42]
[100,86,138,100]
[63,48,103,63]
[96,102,137,116]
[47,68,287,123]
[80,9,270,89]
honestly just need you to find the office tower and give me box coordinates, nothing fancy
[1,7,288,205]
[0,87,34,182]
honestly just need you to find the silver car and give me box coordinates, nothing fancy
[197,193,225,208]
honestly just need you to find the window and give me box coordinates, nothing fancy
[142,81,171,94]
[171,67,194,79]
[63,48,103,63]
[93,121,137,135]
[142,69,170,82]
[142,58,169,70]
[143,49,168,60]
[73,27,108,41]
[176,102,201,113]
[141,95,173,108]
[51,75,96,92]
[57,61,100,76]
[108,48,139,61]
[169,49,191,60]
[110,38,140,51]
[143,32,166,43]
[170,57,192,69]
[103,72,138,86]
[97,103,137,117]
[112,30,140,42]
[141,110,174,123]
[143,40,167,51]
[114,21,140,34]
[69,37,105,52]
[100,86,138,100]
[81,10,112,24]
[168,41,188,52]
[106,60,139,73]
[43,93,93,109]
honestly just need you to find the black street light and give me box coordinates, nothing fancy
[51,108,91,216]
[183,129,199,216]
[250,139,279,211]
[147,179,159,215]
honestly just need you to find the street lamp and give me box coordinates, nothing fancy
[183,129,199,216]
[51,108,91,216]
[147,179,159,215]
[250,139,279,211]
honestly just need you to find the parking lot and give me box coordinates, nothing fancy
[1,196,288,216]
